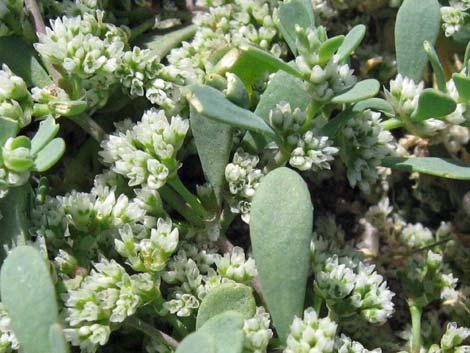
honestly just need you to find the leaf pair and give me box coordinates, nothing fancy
[176,283,256,353]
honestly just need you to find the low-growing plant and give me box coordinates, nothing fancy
[0,0,469,353]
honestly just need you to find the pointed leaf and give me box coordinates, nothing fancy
[452,73,470,103]
[382,157,470,180]
[187,85,277,139]
[33,138,65,172]
[142,24,197,58]
[278,0,316,54]
[213,45,303,87]
[423,41,447,92]
[0,184,31,263]
[331,79,380,104]
[337,24,366,62]
[395,0,441,82]
[190,106,232,206]
[0,36,52,87]
[411,88,457,121]
[196,283,256,329]
[198,311,245,353]
[1,246,60,353]
[353,98,395,117]
[250,167,313,342]
[0,117,18,146]
[31,116,60,155]
[318,36,344,65]
[176,332,215,353]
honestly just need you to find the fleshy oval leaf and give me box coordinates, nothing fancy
[196,283,256,329]
[336,24,366,62]
[33,137,66,172]
[382,157,470,180]
[411,89,457,121]
[395,0,441,82]
[331,79,380,104]
[1,246,60,353]
[175,332,216,353]
[452,73,470,103]
[250,167,313,342]
[31,116,60,155]
[198,311,245,353]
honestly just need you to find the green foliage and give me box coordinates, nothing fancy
[336,24,366,62]
[196,283,256,329]
[395,0,441,82]
[197,311,245,353]
[411,89,457,121]
[331,79,380,104]
[382,157,470,180]
[250,167,313,342]
[175,332,216,353]
[0,246,64,353]
[277,0,316,54]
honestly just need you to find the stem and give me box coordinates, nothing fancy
[166,315,189,337]
[160,185,204,227]
[68,114,106,142]
[125,317,178,349]
[130,17,157,41]
[168,176,207,219]
[263,146,290,173]
[381,118,404,130]
[313,294,323,315]
[24,0,62,83]
[409,303,422,353]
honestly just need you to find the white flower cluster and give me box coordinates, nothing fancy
[440,322,470,352]
[268,102,306,142]
[284,307,337,353]
[215,246,258,283]
[63,258,159,352]
[115,219,179,272]
[441,1,470,37]
[340,110,394,193]
[400,251,459,306]
[385,74,423,118]
[335,334,382,353]
[118,47,183,113]
[311,237,395,325]
[100,108,189,190]
[289,129,339,172]
[166,0,280,84]
[295,26,356,102]
[35,11,128,108]
[0,303,18,353]
[0,64,32,128]
[225,149,264,223]
[399,223,435,249]
[243,307,273,353]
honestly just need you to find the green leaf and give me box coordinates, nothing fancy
[242,70,311,152]
[0,117,18,146]
[176,332,216,353]
[0,36,52,87]
[331,79,380,104]
[382,157,470,180]
[411,89,457,121]
[395,0,441,82]
[31,116,60,155]
[423,41,447,92]
[142,25,197,58]
[250,167,313,342]
[0,184,31,263]
[1,246,60,353]
[278,0,315,55]
[49,324,70,353]
[353,98,395,117]
[187,85,277,139]
[190,106,232,206]
[336,24,366,62]
[196,283,256,329]
[464,41,470,76]
[33,138,66,172]
[452,73,470,103]
[198,311,245,353]
[321,109,357,138]
[213,45,303,87]
[318,35,344,65]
